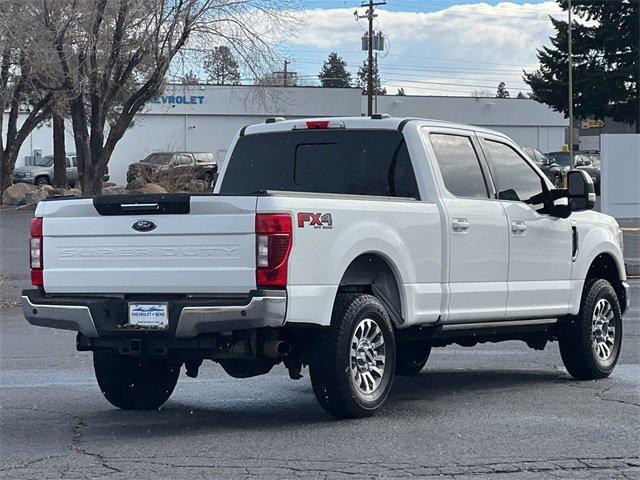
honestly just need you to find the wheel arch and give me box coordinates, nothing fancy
[336,252,405,327]
[585,252,627,314]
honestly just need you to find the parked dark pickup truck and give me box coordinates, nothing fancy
[127,152,218,187]
[523,148,563,188]
[547,151,601,194]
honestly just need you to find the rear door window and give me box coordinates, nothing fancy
[220,130,419,199]
[428,133,489,199]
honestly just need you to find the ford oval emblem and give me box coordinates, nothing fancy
[132,220,157,232]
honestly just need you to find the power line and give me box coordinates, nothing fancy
[382,77,531,91]
[293,49,536,69]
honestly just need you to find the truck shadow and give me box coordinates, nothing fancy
[389,368,567,404]
[78,368,569,439]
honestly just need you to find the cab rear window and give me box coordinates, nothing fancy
[220,130,420,199]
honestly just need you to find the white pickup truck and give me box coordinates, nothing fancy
[23,116,630,418]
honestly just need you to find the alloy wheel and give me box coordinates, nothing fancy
[350,318,386,394]
[591,298,616,362]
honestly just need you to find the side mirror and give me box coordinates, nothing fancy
[567,170,595,211]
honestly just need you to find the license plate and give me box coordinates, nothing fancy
[128,303,169,329]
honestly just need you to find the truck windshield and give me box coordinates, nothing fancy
[34,156,54,167]
[220,129,419,199]
[548,153,570,168]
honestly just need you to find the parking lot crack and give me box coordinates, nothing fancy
[70,415,122,476]
[93,454,639,477]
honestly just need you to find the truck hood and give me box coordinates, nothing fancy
[570,209,619,232]
[14,165,45,174]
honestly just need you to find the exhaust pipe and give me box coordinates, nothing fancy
[262,340,292,359]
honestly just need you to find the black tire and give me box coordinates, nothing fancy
[553,173,563,188]
[93,349,181,410]
[395,342,431,376]
[34,176,50,186]
[559,278,622,380]
[310,294,396,419]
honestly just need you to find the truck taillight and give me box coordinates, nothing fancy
[256,214,292,288]
[30,217,43,286]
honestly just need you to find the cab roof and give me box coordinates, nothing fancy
[242,116,507,139]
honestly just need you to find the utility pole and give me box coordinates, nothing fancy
[283,59,289,87]
[568,0,574,169]
[374,53,379,114]
[358,1,386,116]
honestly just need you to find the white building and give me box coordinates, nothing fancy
[8,85,567,185]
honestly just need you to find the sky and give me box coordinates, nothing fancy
[279,0,566,96]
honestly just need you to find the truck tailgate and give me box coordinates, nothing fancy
[39,195,257,294]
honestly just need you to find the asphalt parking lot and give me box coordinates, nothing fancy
[1,207,639,479]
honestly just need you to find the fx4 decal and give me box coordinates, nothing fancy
[297,212,333,229]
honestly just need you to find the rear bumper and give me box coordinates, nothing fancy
[22,290,286,339]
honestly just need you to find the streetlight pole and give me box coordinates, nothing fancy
[568,0,575,169]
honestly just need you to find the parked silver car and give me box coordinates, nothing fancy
[12,154,110,187]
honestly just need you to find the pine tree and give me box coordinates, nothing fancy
[524,0,639,132]
[396,87,406,96]
[203,46,241,85]
[496,82,510,98]
[356,59,386,96]
[318,52,352,88]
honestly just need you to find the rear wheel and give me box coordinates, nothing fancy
[396,342,431,376]
[310,294,396,419]
[93,349,181,410]
[559,279,622,380]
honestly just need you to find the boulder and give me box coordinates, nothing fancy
[102,186,128,195]
[135,183,167,194]
[126,178,148,191]
[2,183,48,206]
[44,187,70,198]
[186,180,207,193]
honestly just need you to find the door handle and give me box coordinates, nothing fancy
[452,218,470,233]
[511,221,527,234]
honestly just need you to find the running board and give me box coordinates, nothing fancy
[441,318,558,331]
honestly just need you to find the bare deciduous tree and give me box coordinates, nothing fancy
[0,2,53,201]
[23,0,300,195]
